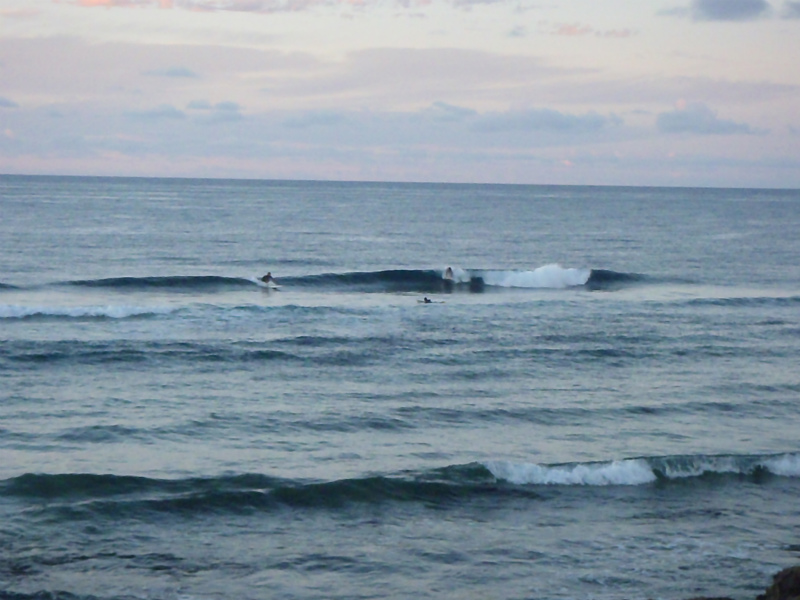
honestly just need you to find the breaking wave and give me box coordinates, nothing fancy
[3,266,652,296]
[2,453,797,519]
[485,452,800,486]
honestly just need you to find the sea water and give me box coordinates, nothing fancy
[1,175,799,599]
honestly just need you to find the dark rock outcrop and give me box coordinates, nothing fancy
[680,566,800,600]
[757,566,800,600]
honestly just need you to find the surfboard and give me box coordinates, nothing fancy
[254,278,281,290]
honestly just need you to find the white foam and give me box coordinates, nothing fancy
[480,264,591,289]
[441,267,471,283]
[0,304,176,319]
[763,453,800,477]
[485,459,656,486]
[658,455,743,479]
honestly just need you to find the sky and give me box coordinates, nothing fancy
[0,0,798,187]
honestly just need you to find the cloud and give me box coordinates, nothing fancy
[782,1,800,17]
[0,97,19,108]
[186,100,244,122]
[187,100,213,110]
[0,8,41,18]
[473,108,622,134]
[70,0,349,12]
[552,23,594,36]
[656,102,753,134]
[549,23,637,38]
[690,0,771,20]
[74,0,174,7]
[126,104,186,119]
[282,111,349,128]
[145,66,199,78]
[426,101,478,121]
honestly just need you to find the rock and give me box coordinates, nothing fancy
[757,566,800,600]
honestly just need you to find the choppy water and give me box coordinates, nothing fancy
[1,175,800,599]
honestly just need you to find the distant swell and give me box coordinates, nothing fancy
[65,275,255,292]
[0,305,177,320]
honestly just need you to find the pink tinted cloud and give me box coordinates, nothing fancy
[75,0,173,7]
[554,23,593,36]
[0,8,41,18]
[69,0,319,9]
[67,0,438,10]
[551,23,636,38]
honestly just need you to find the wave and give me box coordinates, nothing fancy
[303,265,597,292]
[269,266,609,292]
[0,340,303,366]
[7,266,649,295]
[584,269,650,291]
[2,453,797,517]
[0,305,177,320]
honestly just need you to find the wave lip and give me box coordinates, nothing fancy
[485,458,656,486]
[480,264,591,289]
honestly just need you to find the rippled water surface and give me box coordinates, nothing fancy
[2,176,800,599]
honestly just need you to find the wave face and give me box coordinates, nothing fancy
[584,268,650,290]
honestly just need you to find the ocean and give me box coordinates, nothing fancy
[1,175,799,600]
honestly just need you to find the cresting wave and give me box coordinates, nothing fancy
[20,266,646,294]
[485,452,800,486]
[2,454,797,516]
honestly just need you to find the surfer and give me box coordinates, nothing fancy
[443,267,455,293]
[423,297,432,304]
[260,272,274,284]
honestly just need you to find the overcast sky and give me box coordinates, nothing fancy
[0,0,798,187]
